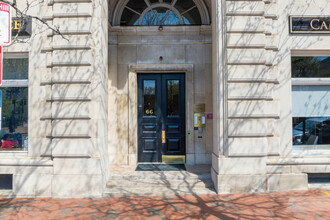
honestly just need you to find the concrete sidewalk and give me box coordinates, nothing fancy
[0,190,329,219]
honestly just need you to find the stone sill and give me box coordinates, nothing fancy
[268,151,330,166]
[291,150,330,157]
[0,157,53,166]
[0,151,28,158]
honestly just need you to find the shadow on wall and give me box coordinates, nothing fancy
[1,0,109,197]
[224,0,330,159]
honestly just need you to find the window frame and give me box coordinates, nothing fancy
[0,53,29,153]
[291,51,330,154]
[113,0,210,26]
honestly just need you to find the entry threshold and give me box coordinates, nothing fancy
[162,155,186,164]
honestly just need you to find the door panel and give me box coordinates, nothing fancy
[162,74,185,156]
[138,73,185,163]
[138,75,162,162]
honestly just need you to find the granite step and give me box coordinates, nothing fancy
[108,172,211,181]
[106,178,214,188]
[103,186,216,198]
[105,167,215,197]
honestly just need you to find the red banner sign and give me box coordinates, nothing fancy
[0,2,11,45]
[0,45,2,86]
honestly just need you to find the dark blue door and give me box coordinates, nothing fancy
[138,74,185,162]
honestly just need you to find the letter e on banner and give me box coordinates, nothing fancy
[0,2,11,45]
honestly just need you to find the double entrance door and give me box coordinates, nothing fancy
[138,73,186,162]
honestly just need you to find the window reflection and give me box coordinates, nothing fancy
[293,117,330,149]
[0,58,28,151]
[0,88,28,150]
[292,57,330,78]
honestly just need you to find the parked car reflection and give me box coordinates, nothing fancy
[293,117,330,145]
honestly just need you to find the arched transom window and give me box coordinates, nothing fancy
[113,0,210,26]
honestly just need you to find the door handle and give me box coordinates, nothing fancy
[162,130,166,143]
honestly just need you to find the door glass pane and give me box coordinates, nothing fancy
[167,80,180,116]
[143,80,156,116]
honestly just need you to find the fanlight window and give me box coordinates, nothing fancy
[120,0,203,26]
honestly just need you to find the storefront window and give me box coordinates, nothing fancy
[292,56,330,150]
[0,57,28,151]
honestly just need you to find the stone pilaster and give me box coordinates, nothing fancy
[211,0,227,192]
[39,0,109,198]
[212,0,307,193]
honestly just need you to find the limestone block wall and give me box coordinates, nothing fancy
[0,0,109,198]
[225,0,280,158]
[266,0,330,179]
[108,26,213,166]
[211,0,306,194]
[39,0,109,198]
[0,0,55,198]
[212,0,330,194]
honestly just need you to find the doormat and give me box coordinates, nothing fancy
[135,164,186,171]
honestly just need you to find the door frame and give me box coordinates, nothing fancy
[128,64,194,165]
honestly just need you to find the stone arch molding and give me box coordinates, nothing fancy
[112,0,210,26]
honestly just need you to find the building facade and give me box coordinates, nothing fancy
[0,0,329,197]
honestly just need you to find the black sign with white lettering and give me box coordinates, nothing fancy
[290,16,330,34]
[11,17,32,37]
